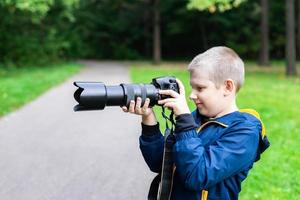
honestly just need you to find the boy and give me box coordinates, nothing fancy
[122,46,269,200]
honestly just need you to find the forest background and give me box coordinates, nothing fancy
[0,0,299,76]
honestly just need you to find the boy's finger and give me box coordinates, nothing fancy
[135,97,142,114]
[163,102,175,110]
[142,98,150,109]
[129,100,135,113]
[176,78,185,95]
[136,97,142,108]
[122,106,128,112]
[158,98,175,105]
[159,89,179,98]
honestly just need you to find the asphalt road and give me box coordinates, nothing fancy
[0,61,155,200]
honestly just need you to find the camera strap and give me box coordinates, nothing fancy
[148,107,176,200]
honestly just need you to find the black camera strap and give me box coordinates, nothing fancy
[148,107,176,200]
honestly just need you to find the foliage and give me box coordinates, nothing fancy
[0,0,78,66]
[187,0,246,13]
[0,0,291,65]
[130,62,300,199]
[0,63,81,116]
[0,0,54,21]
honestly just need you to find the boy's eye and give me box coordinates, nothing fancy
[197,87,205,91]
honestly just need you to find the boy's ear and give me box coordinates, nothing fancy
[223,79,235,96]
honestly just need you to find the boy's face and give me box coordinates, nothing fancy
[189,69,227,118]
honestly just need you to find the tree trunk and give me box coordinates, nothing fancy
[153,0,161,65]
[259,0,269,66]
[144,0,151,58]
[297,0,300,59]
[286,0,297,76]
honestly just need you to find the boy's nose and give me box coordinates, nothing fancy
[189,92,197,100]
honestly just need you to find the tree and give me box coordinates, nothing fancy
[259,0,269,66]
[143,0,152,58]
[153,0,161,65]
[186,0,250,59]
[186,0,248,54]
[297,0,300,59]
[285,0,297,76]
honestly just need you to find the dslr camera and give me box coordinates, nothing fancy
[73,76,179,111]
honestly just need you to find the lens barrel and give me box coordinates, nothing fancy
[73,82,159,111]
[73,76,178,111]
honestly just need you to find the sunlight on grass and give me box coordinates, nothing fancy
[130,62,300,200]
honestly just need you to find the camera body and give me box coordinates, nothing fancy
[151,76,179,99]
[73,76,179,111]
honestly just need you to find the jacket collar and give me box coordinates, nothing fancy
[194,109,240,127]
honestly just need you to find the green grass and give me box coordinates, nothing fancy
[0,63,81,117]
[130,62,300,200]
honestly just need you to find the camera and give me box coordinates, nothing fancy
[73,76,179,111]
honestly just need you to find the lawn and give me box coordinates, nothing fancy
[130,62,300,200]
[0,63,81,117]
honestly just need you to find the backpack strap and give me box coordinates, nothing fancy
[239,109,266,138]
[239,108,270,158]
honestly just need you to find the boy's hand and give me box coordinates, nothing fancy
[158,79,190,116]
[122,97,152,116]
[122,97,157,126]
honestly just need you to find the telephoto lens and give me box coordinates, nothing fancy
[73,76,179,111]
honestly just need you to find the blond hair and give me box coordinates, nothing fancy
[188,46,245,92]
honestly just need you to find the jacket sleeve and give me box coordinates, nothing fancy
[173,114,260,191]
[139,123,164,173]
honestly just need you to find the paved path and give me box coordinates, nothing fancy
[0,61,155,200]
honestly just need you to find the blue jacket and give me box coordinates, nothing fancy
[139,110,269,200]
